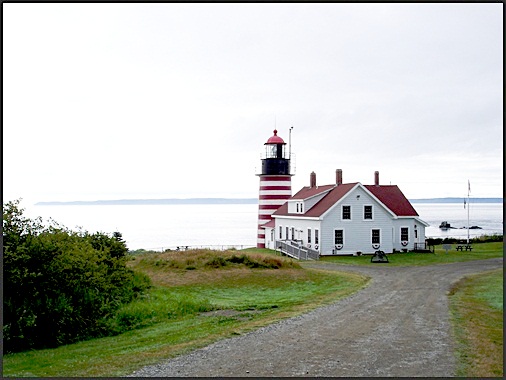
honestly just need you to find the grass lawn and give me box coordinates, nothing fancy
[449,268,503,377]
[3,244,502,377]
[318,242,503,266]
[2,250,369,377]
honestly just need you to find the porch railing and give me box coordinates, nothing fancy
[276,240,320,261]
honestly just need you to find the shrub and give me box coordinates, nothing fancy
[2,199,151,353]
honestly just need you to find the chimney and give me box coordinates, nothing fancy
[374,171,379,186]
[310,171,316,188]
[336,169,343,185]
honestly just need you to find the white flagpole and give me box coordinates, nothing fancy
[467,180,470,244]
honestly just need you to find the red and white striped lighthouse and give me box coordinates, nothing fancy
[256,129,293,248]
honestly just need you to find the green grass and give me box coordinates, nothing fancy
[449,268,503,377]
[4,244,502,377]
[319,242,503,266]
[3,250,369,377]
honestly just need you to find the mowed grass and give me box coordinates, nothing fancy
[319,242,503,266]
[449,268,503,377]
[2,249,369,377]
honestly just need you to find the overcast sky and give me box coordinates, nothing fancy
[3,3,503,204]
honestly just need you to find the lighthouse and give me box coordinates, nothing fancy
[256,129,293,248]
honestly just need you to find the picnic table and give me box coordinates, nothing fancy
[456,245,473,251]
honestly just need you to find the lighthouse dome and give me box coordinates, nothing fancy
[265,129,285,145]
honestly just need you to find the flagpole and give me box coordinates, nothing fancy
[467,180,470,244]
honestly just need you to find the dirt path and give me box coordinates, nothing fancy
[128,258,502,377]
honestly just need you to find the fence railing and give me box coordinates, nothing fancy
[129,244,255,253]
[276,240,320,261]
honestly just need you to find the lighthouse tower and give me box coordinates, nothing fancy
[256,129,293,248]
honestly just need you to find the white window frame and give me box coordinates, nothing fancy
[400,227,409,242]
[363,205,373,220]
[371,229,381,244]
[334,229,344,245]
[342,205,352,221]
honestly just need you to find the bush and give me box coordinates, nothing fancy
[2,199,151,353]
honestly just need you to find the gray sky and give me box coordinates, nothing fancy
[3,3,503,204]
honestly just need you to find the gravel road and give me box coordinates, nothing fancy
[128,258,503,377]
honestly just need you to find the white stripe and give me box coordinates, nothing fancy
[258,199,288,206]
[259,190,292,196]
[259,181,292,187]
[258,209,275,216]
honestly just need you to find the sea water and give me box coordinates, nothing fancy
[24,202,503,251]
[413,203,503,240]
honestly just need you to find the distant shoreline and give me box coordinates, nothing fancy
[34,197,503,206]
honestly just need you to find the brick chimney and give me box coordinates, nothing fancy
[336,169,343,185]
[310,171,316,188]
[374,171,379,186]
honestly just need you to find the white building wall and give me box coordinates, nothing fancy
[392,219,427,251]
[274,217,321,247]
[271,185,428,256]
[320,187,395,255]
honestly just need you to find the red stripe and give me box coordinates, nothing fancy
[259,176,291,182]
[257,243,265,248]
[258,215,272,221]
[258,204,280,210]
[259,194,291,200]
[260,186,292,191]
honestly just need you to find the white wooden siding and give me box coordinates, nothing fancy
[320,187,395,254]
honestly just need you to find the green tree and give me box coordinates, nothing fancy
[2,199,151,353]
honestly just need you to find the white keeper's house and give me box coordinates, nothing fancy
[256,129,429,256]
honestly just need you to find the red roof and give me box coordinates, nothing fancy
[290,185,335,200]
[265,129,285,144]
[273,183,419,218]
[364,185,419,216]
[260,219,276,228]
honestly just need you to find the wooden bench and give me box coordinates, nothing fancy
[456,245,473,251]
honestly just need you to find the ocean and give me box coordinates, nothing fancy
[24,202,503,251]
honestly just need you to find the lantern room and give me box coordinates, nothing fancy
[259,129,291,176]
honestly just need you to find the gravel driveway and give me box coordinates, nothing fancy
[128,258,503,377]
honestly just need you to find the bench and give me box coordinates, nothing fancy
[456,245,473,251]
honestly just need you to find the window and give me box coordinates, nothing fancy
[307,228,312,244]
[401,227,409,241]
[315,229,319,245]
[279,226,282,239]
[285,227,289,240]
[291,227,295,240]
[299,203,304,213]
[372,229,380,244]
[334,230,344,245]
[364,205,372,220]
[342,205,351,220]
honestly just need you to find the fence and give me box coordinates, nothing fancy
[129,244,255,253]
